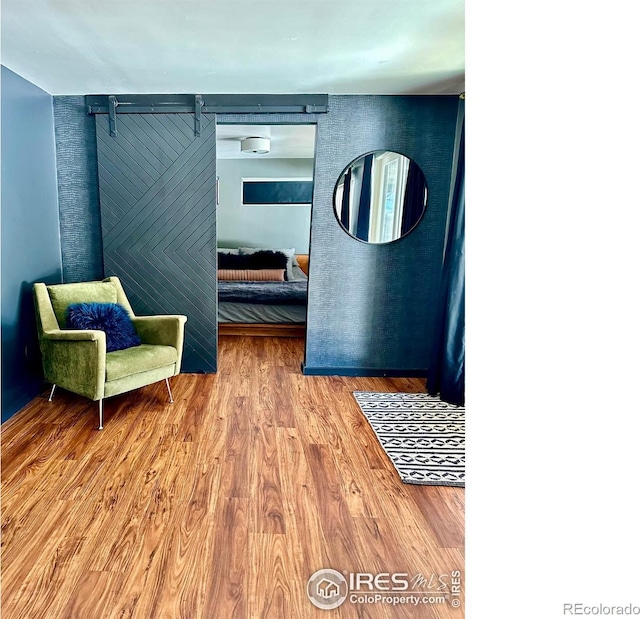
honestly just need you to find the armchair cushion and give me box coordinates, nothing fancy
[48,281,118,327]
[67,302,141,352]
[106,344,178,381]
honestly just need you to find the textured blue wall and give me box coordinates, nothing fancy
[304,95,459,375]
[1,66,63,422]
[52,96,458,376]
[53,96,104,282]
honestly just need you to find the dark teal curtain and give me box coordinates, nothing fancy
[340,169,352,230]
[428,112,465,405]
[401,161,427,235]
[355,154,373,241]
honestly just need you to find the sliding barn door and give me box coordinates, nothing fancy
[95,113,217,372]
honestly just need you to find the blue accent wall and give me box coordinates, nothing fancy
[1,66,63,423]
[53,96,104,282]
[304,95,459,374]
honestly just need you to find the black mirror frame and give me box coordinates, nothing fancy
[332,150,428,245]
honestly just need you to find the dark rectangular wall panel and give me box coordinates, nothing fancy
[242,180,313,205]
[95,113,217,372]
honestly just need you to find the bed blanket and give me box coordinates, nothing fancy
[218,280,308,306]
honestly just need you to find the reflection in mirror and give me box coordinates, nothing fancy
[334,151,427,244]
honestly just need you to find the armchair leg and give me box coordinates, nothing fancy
[48,384,57,402]
[165,378,174,403]
[98,399,104,430]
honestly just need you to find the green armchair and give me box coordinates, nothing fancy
[33,276,187,429]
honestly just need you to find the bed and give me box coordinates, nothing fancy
[217,248,309,337]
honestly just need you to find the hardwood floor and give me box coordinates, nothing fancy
[1,336,464,618]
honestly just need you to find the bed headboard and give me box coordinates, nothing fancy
[296,254,309,276]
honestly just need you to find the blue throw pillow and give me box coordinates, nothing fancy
[66,302,141,352]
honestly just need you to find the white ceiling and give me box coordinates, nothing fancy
[0,0,464,96]
[216,124,316,159]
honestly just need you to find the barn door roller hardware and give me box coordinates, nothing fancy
[103,94,205,137]
[101,95,204,138]
[87,94,329,122]
[194,95,204,137]
[108,96,118,136]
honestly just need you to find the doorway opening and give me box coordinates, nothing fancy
[215,122,316,351]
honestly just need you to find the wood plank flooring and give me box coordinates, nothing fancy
[1,336,464,618]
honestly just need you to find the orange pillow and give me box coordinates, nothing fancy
[218,269,285,281]
[296,254,309,276]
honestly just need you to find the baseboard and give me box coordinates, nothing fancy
[301,365,428,378]
[219,323,305,338]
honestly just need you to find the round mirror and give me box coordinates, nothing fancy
[333,150,427,244]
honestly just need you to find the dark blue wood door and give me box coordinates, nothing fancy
[95,113,217,372]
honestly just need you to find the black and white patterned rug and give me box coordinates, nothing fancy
[353,392,465,487]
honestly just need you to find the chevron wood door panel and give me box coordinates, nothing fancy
[95,113,217,372]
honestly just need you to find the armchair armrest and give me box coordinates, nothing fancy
[43,328,106,342]
[131,315,187,374]
[40,330,107,400]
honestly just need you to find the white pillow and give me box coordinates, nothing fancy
[238,247,297,280]
[290,265,308,281]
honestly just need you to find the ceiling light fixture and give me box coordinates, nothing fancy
[241,137,270,154]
